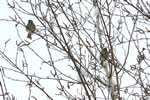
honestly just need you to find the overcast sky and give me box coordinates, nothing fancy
[1,0,150,100]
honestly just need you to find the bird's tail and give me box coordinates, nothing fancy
[27,33,32,40]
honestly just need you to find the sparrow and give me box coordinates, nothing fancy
[100,48,109,62]
[26,20,36,40]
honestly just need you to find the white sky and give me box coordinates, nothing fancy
[0,0,150,100]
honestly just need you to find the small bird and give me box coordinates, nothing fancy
[100,48,109,61]
[26,20,36,40]
[100,48,109,65]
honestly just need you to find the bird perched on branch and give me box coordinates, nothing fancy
[100,48,109,65]
[26,20,36,40]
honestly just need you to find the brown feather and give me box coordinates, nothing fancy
[27,33,32,40]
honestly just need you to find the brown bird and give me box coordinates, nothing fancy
[101,48,109,61]
[100,48,109,65]
[26,20,36,40]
